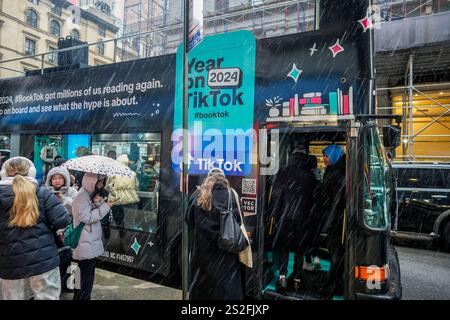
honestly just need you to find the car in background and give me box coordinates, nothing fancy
[391,162,450,251]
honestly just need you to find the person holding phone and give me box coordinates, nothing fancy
[71,173,116,300]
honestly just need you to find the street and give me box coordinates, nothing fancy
[68,245,450,300]
[396,246,450,300]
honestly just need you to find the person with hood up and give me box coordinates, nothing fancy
[319,144,346,297]
[45,166,78,293]
[270,144,317,291]
[46,166,78,215]
[71,173,115,300]
[0,157,70,300]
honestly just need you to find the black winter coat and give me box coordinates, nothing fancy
[185,183,244,300]
[270,153,317,251]
[0,186,71,279]
[319,155,347,237]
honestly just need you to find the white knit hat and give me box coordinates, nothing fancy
[207,167,225,177]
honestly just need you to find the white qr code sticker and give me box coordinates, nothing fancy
[242,178,257,195]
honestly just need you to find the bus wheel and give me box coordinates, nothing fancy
[442,221,450,252]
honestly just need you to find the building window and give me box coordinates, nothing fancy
[51,5,62,17]
[24,38,36,56]
[215,0,229,14]
[50,20,61,37]
[26,9,38,27]
[96,2,111,16]
[99,25,106,37]
[71,29,80,40]
[48,46,58,64]
[97,41,105,55]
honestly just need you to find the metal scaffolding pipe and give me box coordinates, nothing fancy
[408,54,414,161]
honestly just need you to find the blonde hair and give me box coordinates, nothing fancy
[197,174,229,212]
[5,158,39,228]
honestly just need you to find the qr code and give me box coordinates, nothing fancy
[242,179,257,195]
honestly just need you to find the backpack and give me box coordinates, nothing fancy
[63,222,85,249]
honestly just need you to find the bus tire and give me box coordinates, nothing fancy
[442,221,450,252]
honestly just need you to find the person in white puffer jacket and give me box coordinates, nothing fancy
[71,172,115,300]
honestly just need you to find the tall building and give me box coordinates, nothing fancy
[0,0,119,78]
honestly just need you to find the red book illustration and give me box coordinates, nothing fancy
[299,98,308,105]
[343,95,349,115]
[310,97,322,104]
[290,98,295,116]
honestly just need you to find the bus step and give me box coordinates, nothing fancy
[262,289,327,300]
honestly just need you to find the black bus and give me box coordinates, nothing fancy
[0,0,401,300]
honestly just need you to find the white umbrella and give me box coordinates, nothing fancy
[61,155,133,178]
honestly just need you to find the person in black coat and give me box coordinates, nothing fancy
[319,145,346,296]
[270,145,317,290]
[185,168,245,300]
[0,157,71,300]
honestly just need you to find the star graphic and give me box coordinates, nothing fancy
[147,241,154,247]
[131,237,141,255]
[287,63,303,83]
[329,39,344,58]
[358,15,374,32]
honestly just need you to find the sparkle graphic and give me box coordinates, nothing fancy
[287,63,303,83]
[329,39,344,58]
[147,241,154,247]
[131,237,141,255]
[309,43,318,56]
[358,15,374,32]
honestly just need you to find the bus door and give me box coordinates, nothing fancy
[258,124,348,300]
[346,121,399,300]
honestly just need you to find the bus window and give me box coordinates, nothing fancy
[34,135,66,182]
[0,135,10,167]
[363,126,389,230]
[91,133,161,233]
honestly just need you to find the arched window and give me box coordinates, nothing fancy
[50,20,61,37]
[26,9,38,27]
[71,29,80,40]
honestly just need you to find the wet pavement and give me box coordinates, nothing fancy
[396,246,450,300]
[60,267,182,300]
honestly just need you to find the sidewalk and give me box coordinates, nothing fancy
[61,267,182,300]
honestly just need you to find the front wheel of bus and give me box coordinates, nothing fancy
[442,221,450,252]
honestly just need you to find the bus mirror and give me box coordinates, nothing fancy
[383,126,401,149]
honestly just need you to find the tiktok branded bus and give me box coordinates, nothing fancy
[0,0,401,300]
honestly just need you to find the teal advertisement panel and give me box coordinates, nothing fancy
[173,31,256,176]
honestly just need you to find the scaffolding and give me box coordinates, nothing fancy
[121,0,164,60]
[377,54,450,162]
[118,0,318,61]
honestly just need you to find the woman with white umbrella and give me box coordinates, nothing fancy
[61,156,132,300]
